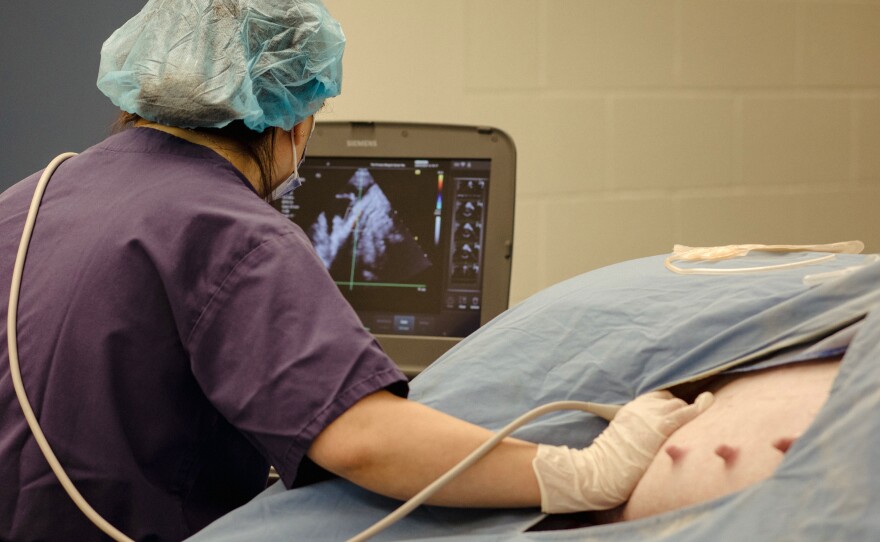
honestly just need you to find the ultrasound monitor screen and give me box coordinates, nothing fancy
[277,157,491,338]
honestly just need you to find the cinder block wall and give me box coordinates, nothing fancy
[321,0,880,304]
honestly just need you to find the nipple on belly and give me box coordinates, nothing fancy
[665,444,688,464]
[714,444,739,466]
[772,436,798,454]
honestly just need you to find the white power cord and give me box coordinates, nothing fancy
[7,152,135,542]
[346,400,621,542]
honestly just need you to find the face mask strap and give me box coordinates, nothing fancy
[291,133,300,180]
[270,119,313,201]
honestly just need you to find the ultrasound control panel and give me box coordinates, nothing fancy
[447,176,487,312]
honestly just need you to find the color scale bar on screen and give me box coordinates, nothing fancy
[435,173,443,245]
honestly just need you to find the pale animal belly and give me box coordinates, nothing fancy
[622,358,841,521]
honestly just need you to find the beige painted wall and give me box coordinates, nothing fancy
[320,0,880,305]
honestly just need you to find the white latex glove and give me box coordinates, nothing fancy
[532,390,714,513]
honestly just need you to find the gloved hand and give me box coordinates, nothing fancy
[532,390,714,513]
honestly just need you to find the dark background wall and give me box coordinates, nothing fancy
[1,2,144,190]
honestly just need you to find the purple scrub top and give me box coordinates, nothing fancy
[0,128,408,541]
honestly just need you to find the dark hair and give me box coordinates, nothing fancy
[114,112,277,200]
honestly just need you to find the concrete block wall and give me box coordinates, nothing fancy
[321,0,880,304]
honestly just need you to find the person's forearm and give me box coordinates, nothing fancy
[307,390,541,508]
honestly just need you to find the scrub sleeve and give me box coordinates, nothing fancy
[186,229,407,488]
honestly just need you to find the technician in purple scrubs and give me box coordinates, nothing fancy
[0,2,712,541]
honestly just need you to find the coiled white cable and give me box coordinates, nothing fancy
[664,241,864,275]
[7,152,135,542]
[346,400,621,542]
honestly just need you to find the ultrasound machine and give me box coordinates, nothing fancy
[275,122,516,375]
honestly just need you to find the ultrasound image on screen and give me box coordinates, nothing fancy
[287,159,445,315]
[280,156,490,337]
[309,168,432,285]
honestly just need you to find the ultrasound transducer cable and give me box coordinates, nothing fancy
[9,152,626,542]
[7,152,135,542]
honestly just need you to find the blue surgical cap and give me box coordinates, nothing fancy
[97,0,345,132]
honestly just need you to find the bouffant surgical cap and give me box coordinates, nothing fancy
[97,0,344,132]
